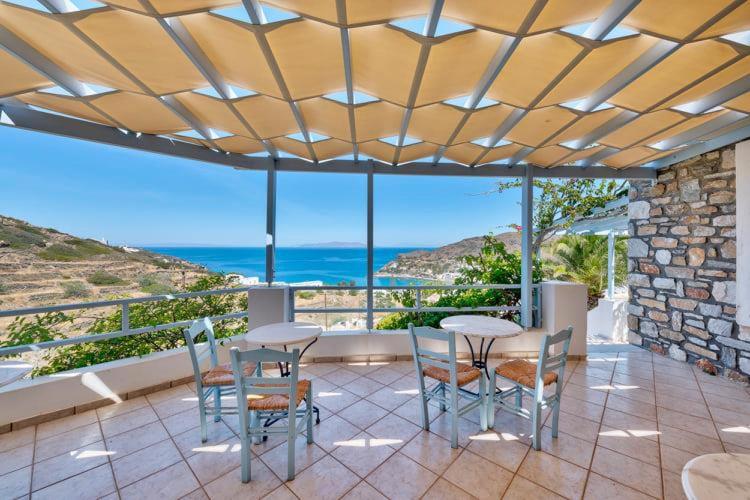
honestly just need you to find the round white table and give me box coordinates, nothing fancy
[245,321,323,425]
[439,315,523,376]
[0,360,32,388]
[682,453,750,500]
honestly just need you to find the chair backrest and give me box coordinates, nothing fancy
[535,326,573,393]
[183,317,219,388]
[407,323,459,387]
[229,347,300,426]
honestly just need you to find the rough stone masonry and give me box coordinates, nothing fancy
[627,146,748,378]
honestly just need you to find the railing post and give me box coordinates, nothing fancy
[415,288,422,313]
[520,166,534,328]
[366,164,374,331]
[607,230,615,299]
[122,302,130,333]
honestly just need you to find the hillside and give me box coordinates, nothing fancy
[0,215,208,311]
[376,232,522,282]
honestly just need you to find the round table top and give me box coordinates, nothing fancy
[246,321,322,346]
[439,315,523,339]
[0,360,32,388]
[682,453,750,500]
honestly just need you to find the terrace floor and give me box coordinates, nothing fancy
[2,351,750,500]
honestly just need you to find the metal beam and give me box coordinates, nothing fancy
[336,0,358,159]
[0,102,659,178]
[673,75,750,115]
[266,160,277,285]
[650,110,747,151]
[582,0,640,40]
[520,166,534,328]
[366,166,374,330]
[607,230,615,299]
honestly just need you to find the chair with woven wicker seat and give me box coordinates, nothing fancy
[488,326,573,450]
[230,346,313,482]
[183,317,244,443]
[408,323,487,448]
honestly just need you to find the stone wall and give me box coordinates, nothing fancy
[627,146,747,377]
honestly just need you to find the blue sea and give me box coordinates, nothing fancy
[145,247,433,286]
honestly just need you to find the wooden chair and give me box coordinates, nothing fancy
[488,327,573,450]
[408,323,487,448]
[230,347,313,482]
[184,317,244,443]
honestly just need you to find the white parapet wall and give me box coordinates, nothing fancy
[0,280,588,429]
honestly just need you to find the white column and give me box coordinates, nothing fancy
[607,230,615,299]
[736,141,750,331]
[520,166,533,328]
[265,160,277,285]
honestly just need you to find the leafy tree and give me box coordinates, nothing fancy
[1,274,246,376]
[376,236,543,330]
[549,234,627,308]
[498,178,626,256]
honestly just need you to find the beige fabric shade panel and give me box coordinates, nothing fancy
[0,0,749,168]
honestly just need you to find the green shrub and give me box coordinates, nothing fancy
[0,223,46,249]
[87,271,127,286]
[62,281,89,298]
[139,274,175,295]
[38,244,84,261]
[297,291,315,300]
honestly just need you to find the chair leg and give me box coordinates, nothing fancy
[449,385,459,449]
[306,385,314,444]
[515,387,523,409]
[214,386,222,423]
[479,375,488,432]
[287,412,297,481]
[487,373,496,429]
[416,374,429,431]
[250,410,260,445]
[240,436,251,483]
[531,401,542,451]
[439,382,446,412]
[198,391,208,443]
[551,401,561,439]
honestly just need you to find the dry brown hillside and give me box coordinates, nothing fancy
[0,215,208,312]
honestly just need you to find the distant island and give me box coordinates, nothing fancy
[297,242,366,248]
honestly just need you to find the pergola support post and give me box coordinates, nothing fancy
[607,230,615,299]
[520,166,534,328]
[265,159,277,286]
[366,165,374,330]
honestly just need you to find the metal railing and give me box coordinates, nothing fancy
[0,283,541,357]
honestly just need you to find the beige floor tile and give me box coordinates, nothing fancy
[538,429,595,469]
[655,383,704,404]
[341,481,387,500]
[331,432,396,478]
[518,450,588,499]
[0,444,33,476]
[656,394,710,419]
[301,362,340,377]
[609,385,656,405]
[365,386,414,412]
[366,413,421,450]
[36,411,98,441]
[173,421,236,459]
[321,368,361,387]
[162,407,203,437]
[391,397,439,426]
[343,377,385,398]
[660,444,701,475]
[662,469,688,500]
[364,367,403,386]
[443,450,513,499]
[100,406,159,439]
[31,463,116,500]
[366,452,437,500]
[32,441,112,491]
[590,446,661,498]
[203,462,280,499]
[658,424,724,455]
[146,385,192,406]
[717,425,750,449]
[306,414,360,452]
[399,431,461,475]
[428,413,487,448]
[558,396,604,423]
[181,488,210,500]
[606,393,657,421]
[340,362,386,375]
[287,455,359,500]
[262,484,296,500]
[708,405,750,427]
[0,427,35,454]
[422,477,475,499]
[338,400,389,430]
[112,439,182,487]
[388,374,420,393]
[561,383,607,406]
[697,381,750,401]
[104,419,170,458]
[596,425,660,465]
[704,393,750,414]
[550,411,601,443]
[657,408,719,440]
[120,461,199,500]
[186,437,243,485]
[315,388,361,414]
[152,392,199,420]
[584,472,656,499]
[0,465,31,499]
[259,438,326,480]
[34,422,102,463]
[466,430,530,472]
[502,475,564,499]
[601,409,659,441]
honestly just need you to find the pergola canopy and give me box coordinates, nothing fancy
[0,0,749,173]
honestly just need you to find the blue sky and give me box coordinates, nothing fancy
[0,126,521,247]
